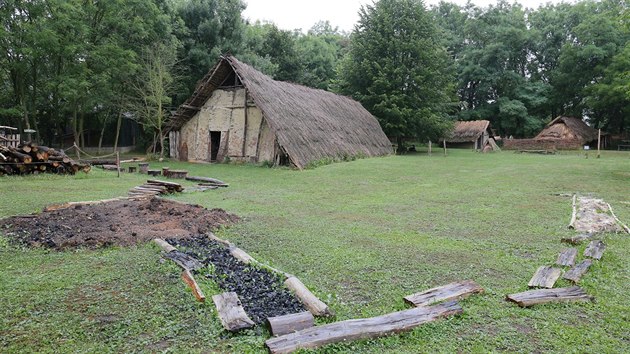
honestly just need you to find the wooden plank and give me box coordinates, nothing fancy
[584,240,606,260]
[607,202,630,234]
[182,269,205,302]
[267,311,314,336]
[555,248,578,267]
[229,246,254,264]
[212,292,255,331]
[568,194,577,229]
[563,260,593,283]
[153,238,176,253]
[506,286,593,307]
[561,233,593,245]
[403,280,484,307]
[185,175,228,186]
[265,301,462,354]
[285,276,333,317]
[164,250,204,271]
[528,266,562,288]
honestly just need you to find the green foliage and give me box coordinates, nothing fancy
[337,0,457,141]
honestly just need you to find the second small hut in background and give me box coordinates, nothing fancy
[442,120,499,152]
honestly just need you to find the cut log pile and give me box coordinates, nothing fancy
[128,179,183,198]
[0,143,90,176]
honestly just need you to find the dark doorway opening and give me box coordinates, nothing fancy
[210,131,221,161]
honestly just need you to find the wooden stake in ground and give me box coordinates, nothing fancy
[116,151,120,178]
[583,240,606,260]
[285,276,333,317]
[597,128,601,159]
[265,301,462,354]
[563,260,593,283]
[181,269,205,302]
[212,292,255,332]
[506,287,593,307]
[569,194,577,229]
[555,248,578,267]
[528,266,562,288]
[403,280,483,307]
[428,140,432,156]
[443,139,447,157]
[267,311,314,336]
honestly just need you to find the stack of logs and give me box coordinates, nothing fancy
[128,179,183,198]
[0,143,90,176]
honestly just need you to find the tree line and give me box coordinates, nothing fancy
[1,0,628,155]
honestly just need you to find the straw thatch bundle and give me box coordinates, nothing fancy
[535,116,597,144]
[169,55,392,169]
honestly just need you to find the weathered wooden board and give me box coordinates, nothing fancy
[555,248,578,267]
[267,311,314,336]
[528,266,562,288]
[584,240,606,260]
[265,301,462,354]
[563,260,593,283]
[181,269,205,302]
[506,286,593,307]
[164,250,204,271]
[153,238,177,253]
[561,233,593,245]
[212,292,255,331]
[403,280,484,307]
[285,276,333,317]
[229,246,254,264]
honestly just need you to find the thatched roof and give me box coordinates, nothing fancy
[535,116,597,143]
[445,120,490,143]
[169,55,392,169]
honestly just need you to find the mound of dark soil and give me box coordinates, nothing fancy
[0,198,239,249]
[168,236,305,324]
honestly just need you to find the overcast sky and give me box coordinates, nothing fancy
[242,0,572,33]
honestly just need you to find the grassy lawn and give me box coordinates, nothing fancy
[1,150,629,353]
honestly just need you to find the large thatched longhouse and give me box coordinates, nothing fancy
[167,55,392,169]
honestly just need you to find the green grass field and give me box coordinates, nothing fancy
[1,150,629,353]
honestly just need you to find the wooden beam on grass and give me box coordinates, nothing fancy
[584,240,606,260]
[229,246,254,264]
[164,250,204,271]
[267,311,314,336]
[153,238,177,253]
[212,292,255,331]
[528,266,562,289]
[182,269,205,302]
[403,280,484,307]
[285,276,333,317]
[607,202,630,234]
[568,194,577,229]
[506,286,593,307]
[561,233,592,245]
[563,260,593,283]
[555,248,578,267]
[265,301,462,354]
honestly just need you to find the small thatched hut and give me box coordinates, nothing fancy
[167,55,392,169]
[443,120,492,150]
[535,116,598,145]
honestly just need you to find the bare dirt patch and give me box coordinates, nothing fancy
[0,198,239,249]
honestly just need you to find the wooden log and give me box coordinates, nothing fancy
[139,162,149,174]
[181,269,205,302]
[555,248,578,267]
[162,167,170,177]
[164,250,204,271]
[128,166,137,173]
[267,311,315,337]
[584,240,605,260]
[153,238,177,253]
[43,197,130,212]
[147,179,183,190]
[528,266,562,289]
[568,194,577,229]
[147,169,161,176]
[563,260,593,283]
[403,280,484,307]
[167,169,188,179]
[185,175,228,186]
[285,276,333,317]
[607,202,630,234]
[207,232,233,247]
[265,301,462,354]
[230,246,254,264]
[212,292,255,332]
[561,233,593,245]
[506,286,593,307]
